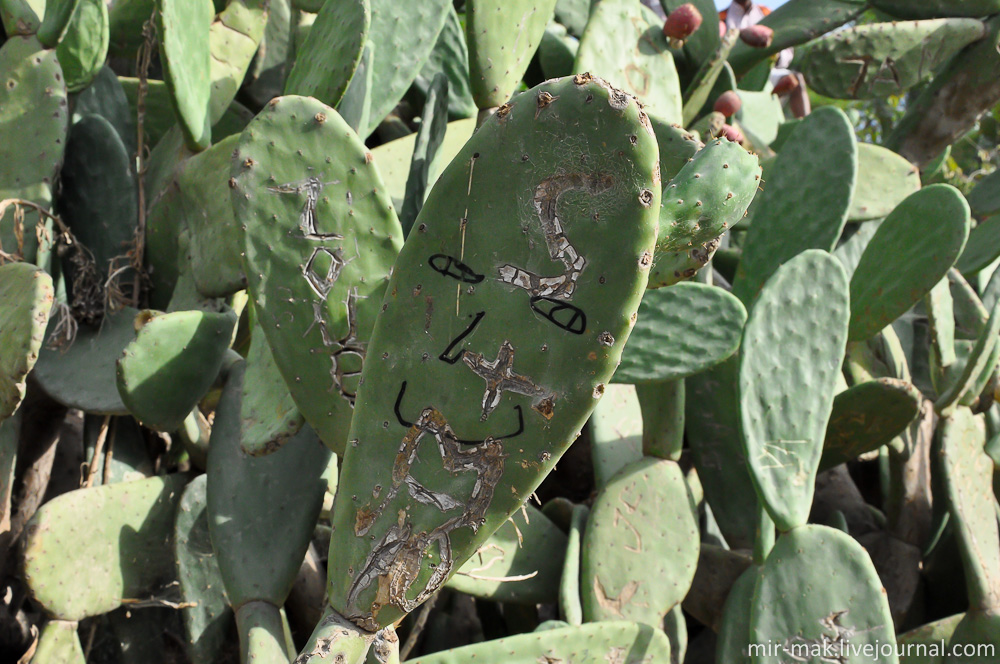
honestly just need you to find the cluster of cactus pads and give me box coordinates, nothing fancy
[2,0,1000,661]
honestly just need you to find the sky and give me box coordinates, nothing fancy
[714,0,791,9]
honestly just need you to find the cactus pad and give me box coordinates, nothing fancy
[283,0,368,108]
[0,262,54,420]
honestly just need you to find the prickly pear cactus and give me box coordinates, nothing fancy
[325,74,660,631]
[230,95,403,454]
[0,262,53,420]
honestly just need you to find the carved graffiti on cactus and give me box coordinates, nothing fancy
[267,176,344,240]
[439,312,486,364]
[303,246,348,299]
[393,381,525,441]
[304,287,367,404]
[529,296,587,335]
[429,254,485,284]
[348,408,506,619]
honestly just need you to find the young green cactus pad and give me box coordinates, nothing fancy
[799,19,987,100]
[636,380,684,460]
[230,95,403,455]
[33,620,85,664]
[325,74,660,631]
[364,0,451,137]
[465,0,557,109]
[681,28,739,127]
[409,621,669,664]
[283,0,369,108]
[739,250,850,532]
[589,384,643,489]
[939,407,1000,610]
[849,184,971,342]
[685,358,758,549]
[33,308,138,415]
[207,0,268,124]
[732,107,857,304]
[236,601,291,664]
[560,504,588,626]
[22,474,189,620]
[174,474,232,664]
[116,307,238,433]
[820,378,923,471]
[726,0,868,76]
[0,262,54,420]
[241,319,305,456]
[614,282,746,384]
[751,525,898,664]
[575,0,683,125]
[849,143,921,222]
[580,457,698,627]
[55,0,109,92]
[0,36,68,261]
[654,138,760,255]
[207,361,332,611]
[157,0,214,150]
[446,503,566,604]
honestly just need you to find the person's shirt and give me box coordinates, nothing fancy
[721,2,793,69]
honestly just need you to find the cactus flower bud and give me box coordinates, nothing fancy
[663,4,703,49]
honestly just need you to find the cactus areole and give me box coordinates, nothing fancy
[324,74,660,631]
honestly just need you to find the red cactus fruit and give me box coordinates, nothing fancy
[720,123,744,144]
[713,90,742,118]
[740,25,773,48]
[663,4,703,48]
[772,73,799,97]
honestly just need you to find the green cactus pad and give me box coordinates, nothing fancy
[415,4,477,120]
[326,75,660,630]
[800,19,986,100]
[588,384,643,490]
[685,358,758,549]
[820,378,923,471]
[174,474,232,664]
[650,119,703,184]
[834,221,883,277]
[615,282,746,384]
[401,73,449,237]
[244,0,291,107]
[715,565,759,664]
[939,407,1000,609]
[55,0,108,92]
[369,118,476,208]
[337,40,374,135]
[581,458,698,626]
[447,503,566,604]
[656,138,761,254]
[208,0,267,124]
[935,298,1000,414]
[0,262,54,420]
[73,66,134,155]
[1,0,43,34]
[157,0,214,150]
[575,0,683,125]
[116,308,237,432]
[207,361,332,610]
[0,36,68,262]
[22,474,188,620]
[648,240,720,288]
[636,380,684,461]
[410,621,669,664]
[967,170,1000,219]
[231,95,403,454]
[681,28,739,127]
[849,184,971,342]
[82,415,153,484]
[733,89,785,149]
[538,22,579,80]
[33,309,138,414]
[898,613,963,661]
[739,250,850,532]
[560,504,587,626]
[728,0,868,76]
[849,143,921,222]
[236,601,289,664]
[466,0,557,109]
[174,133,245,298]
[33,620,85,664]
[364,0,450,137]
[241,319,304,456]
[943,612,1000,663]
[871,0,1000,19]
[732,107,857,304]
[750,525,897,663]
[957,215,1000,277]
[283,0,368,108]
[37,0,80,47]
[57,113,137,292]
